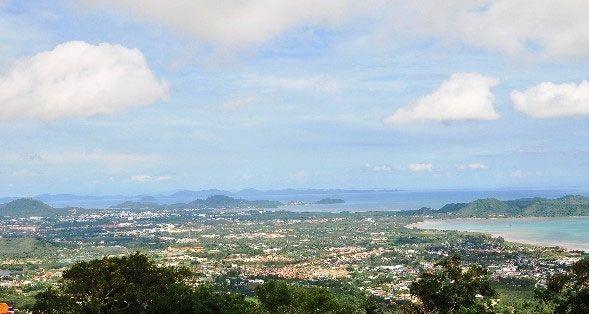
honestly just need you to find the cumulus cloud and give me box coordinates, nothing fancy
[456,163,487,170]
[79,1,589,59]
[385,73,500,125]
[390,1,589,59]
[0,41,168,120]
[131,174,171,183]
[510,81,589,118]
[408,163,433,172]
[80,0,363,49]
[365,164,392,172]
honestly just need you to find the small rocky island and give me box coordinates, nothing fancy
[314,198,345,204]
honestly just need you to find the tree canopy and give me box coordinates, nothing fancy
[32,252,261,314]
[255,280,364,314]
[536,258,589,313]
[408,255,497,313]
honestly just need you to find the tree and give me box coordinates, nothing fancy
[408,255,497,313]
[32,253,261,314]
[255,280,364,314]
[536,258,589,313]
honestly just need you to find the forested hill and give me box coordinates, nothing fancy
[111,195,283,210]
[0,198,57,217]
[440,195,589,217]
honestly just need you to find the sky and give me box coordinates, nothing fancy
[1,0,589,195]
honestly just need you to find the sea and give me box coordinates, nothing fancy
[411,217,589,251]
[40,187,589,212]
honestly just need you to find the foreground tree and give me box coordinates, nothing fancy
[408,255,497,313]
[536,258,589,313]
[32,253,261,314]
[255,280,364,314]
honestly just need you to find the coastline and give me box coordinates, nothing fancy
[408,217,589,252]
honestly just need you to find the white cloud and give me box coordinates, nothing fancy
[456,163,487,170]
[408,163,433,172]
[0,41,168,120]
[221,97,254,111]
[372,165,391,172]
[510,81,589,118]
[389,1,589,59]
[131,174,171,183]
[365,164,392,172]
[385,73,500,125]
[80,1,589,59]
[80,0,363,49]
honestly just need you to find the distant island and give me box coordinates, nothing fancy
[111,195,282,211]
[3,194,589,218]
[314,198,345,205]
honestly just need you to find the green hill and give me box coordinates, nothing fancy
[0,198,55,217]
[185,195,283,209]
[456,198,522,217]
[523,195,589,216]
[446,195,589,218]
[112,195,283,211]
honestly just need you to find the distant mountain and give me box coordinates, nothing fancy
[169,189,231,198]
[314,198,345,204]
[112,195,283,211]
[0,198,57,217]
[140,196,157,202]
[183,195,283,210]
[234,188,266,196]
[440,195,589,217]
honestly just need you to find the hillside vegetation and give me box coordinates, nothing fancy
[111,195,283,210]
[444,195,589,218]
[0,198,59,217]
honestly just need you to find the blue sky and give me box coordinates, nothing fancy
[1,0,589,195]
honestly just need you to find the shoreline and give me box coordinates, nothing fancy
[408,217,589,252]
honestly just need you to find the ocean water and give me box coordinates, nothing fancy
[413,217,589,251]
[42,187,589,211]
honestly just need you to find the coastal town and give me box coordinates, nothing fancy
[0,198,583,311]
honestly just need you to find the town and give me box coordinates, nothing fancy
[0,200,583,311]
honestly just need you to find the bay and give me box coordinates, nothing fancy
[411,217,589,251]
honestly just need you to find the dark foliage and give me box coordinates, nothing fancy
[408,255,497,313]
[536,258,589,313]
[32,253,261,314]
[255,280,364,314]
